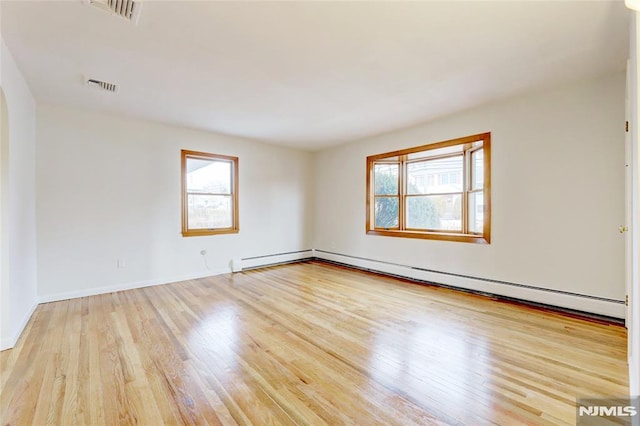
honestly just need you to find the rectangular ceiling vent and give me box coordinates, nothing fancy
[85,78,119,93]
[83,0,143,24]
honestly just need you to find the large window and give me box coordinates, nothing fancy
[366,132,490,244]
[181,150,239,237]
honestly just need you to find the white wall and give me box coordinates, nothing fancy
[628,10,639,398]
[1,86,9,350]
[314,72,626,312]
[0,38,38,350]
[36,105,314,301]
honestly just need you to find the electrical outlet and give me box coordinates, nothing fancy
[117,258,127,268]
[200,250,207,256]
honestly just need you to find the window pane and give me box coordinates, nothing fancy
[471,149,484,190]
[407,144,463,160]
[374,163,398,195]
[186,158,231,194]
[406,194,462,231]
[187,194,232,229]
[469,191,484,234]
[406,141,483,160]
[375,197,399,228]
[407,156,463,195]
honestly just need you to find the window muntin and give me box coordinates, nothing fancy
[181,150,239,237]
[366,133,490,244]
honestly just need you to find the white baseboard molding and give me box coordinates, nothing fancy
[38,268,229,304]
[240,249,314,270]
[314,250,625,319]
[0,301,38,351]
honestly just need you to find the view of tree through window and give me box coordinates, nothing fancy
[367,133,490,243]
[373,163,399,228]
[181,150,239,237]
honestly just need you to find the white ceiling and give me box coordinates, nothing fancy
[0,1,630,150]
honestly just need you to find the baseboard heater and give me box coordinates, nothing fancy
[239,249,315,271]
[237,249,625,322]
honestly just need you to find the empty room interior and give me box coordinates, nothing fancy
[2,0,640,425]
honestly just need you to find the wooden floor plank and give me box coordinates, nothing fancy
[0,260,629,425]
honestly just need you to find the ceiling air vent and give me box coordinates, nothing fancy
[85,77,119,93]
[83,0,143,24]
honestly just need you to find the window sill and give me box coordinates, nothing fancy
[366,229,489,244]
[182,228,239,237]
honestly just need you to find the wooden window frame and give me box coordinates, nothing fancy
[181,149,239,237]
[366,132,491,244]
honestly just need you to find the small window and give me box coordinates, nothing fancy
[181,150,239,237]
[366,133,491,244]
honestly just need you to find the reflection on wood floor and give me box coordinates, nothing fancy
[0,260,628,425]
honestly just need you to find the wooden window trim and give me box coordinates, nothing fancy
[366,132,491,244]
[181,149,239,237]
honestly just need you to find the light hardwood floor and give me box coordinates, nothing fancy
[0,261,628,425]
